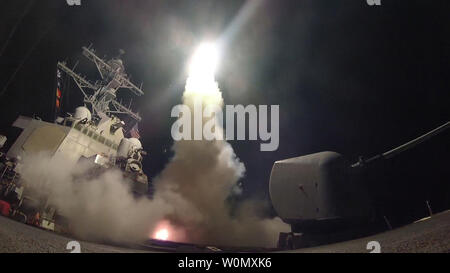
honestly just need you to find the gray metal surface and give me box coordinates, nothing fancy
[269,151,370,225]
[7,117,122,166]
[282,210,450,253]
[1,210,449,253]
[0,215,149,253]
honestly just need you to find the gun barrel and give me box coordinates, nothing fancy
[352,121,450,168]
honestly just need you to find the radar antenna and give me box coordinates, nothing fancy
[57,44,144,122]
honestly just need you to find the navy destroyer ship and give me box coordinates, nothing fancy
[0,45,149,232]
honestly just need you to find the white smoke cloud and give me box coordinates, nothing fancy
[16,51,289,247]
[18,153,173,243]
[151,60,290,246]
[18,141,288,247]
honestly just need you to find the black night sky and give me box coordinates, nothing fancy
[0,0,449,227]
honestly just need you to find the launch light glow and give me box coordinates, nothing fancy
[189,42,219,80]
[186,42,220,95]
[155,228,169,241]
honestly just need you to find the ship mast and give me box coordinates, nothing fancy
[57,44,144,122]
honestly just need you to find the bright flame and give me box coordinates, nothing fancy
[189,42,219,80]
[155,228,169,241]
[151,220,187,243]
[186,42,220,95]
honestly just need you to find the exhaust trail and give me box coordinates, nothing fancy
[16,42,288,248]
[152,42,289,246]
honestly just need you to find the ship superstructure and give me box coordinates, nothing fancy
[0,45,149,231]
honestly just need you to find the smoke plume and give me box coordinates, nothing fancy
[16,52,289,247]
[153,65,289,246]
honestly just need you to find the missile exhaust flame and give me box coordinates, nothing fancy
[155,228,169,241]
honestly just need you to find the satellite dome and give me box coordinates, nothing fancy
[74,106,92,122]
[128,138,142,149]
[118,138,142,158]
